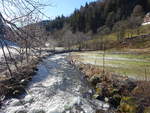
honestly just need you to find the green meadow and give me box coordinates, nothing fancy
[73,51,150,80]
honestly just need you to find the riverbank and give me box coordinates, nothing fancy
[0,52,52,105]
[0,50,83,110]
[0,53,111,113]
[1,51,150,113]
[69,53,150,113]
[71,51,150,80]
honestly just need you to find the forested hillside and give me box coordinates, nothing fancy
[45,0,150,32]
[40,0,150,50]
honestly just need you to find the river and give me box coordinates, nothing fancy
[0,53,109,113]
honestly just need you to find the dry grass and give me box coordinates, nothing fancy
[0,58,39,99]
[70,54,150,111]
[132,81,150,107]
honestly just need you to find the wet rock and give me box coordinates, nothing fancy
[89,74,102,86]
[93,94,100,99]
[15,109,27,113]
[93,87,103,100]
[94,82,111,101]
[63,105,85,113]
[102,103,110,111]
[109,94,121,108]
[20,79,29,86]
[13,90,21,96]
[29,109,45,113]
[12,86,26,97]
[115,78,136,91]
[121,79,136,91]
[10,99,22,106]
[104,97,109,102]
[79,67,83,71]
[35,68,39,72]
[0,84,10,97]
[109,88,119,96]
[0,95,5,101]
[96,109,106,113]
[23,95,34,104]
[27,76,33,81]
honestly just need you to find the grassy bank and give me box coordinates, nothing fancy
[70,54,150,113]
[72,51,150,80]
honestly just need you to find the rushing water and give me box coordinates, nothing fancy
[0,54,109,113]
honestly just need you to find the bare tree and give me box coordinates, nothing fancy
[0,0,50,77]
[61,30,75,50]
[75,32,90,51]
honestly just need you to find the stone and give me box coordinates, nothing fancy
[29,109,45,113]
[93,87,104,100]
[10,99,22,106]
[23,95,34,104]
[102,103,110,109]
[93,94,100,99]
[89,74,101,86]
[79,67,83,70]
[104,97,109,102]
[109,88,119,96]
[0,95,5,101]
[20,79,28,85]
[109,94,121,108]
[15,109,27,113]
[12,86,26,97]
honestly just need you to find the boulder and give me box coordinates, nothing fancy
[89,74,102,86]
[12,86,26,97]
[109,94,121,108]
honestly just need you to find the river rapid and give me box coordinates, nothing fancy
[0,53,109,113]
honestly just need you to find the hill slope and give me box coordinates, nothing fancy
[34,0,150,50]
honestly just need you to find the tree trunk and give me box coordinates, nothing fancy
[0,40,13,77]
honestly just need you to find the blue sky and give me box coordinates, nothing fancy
[43,0,96,20]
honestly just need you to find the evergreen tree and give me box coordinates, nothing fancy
[44,0,149,34]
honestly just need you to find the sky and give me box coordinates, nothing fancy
[43,0,96,20]
[0,0,96,23]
